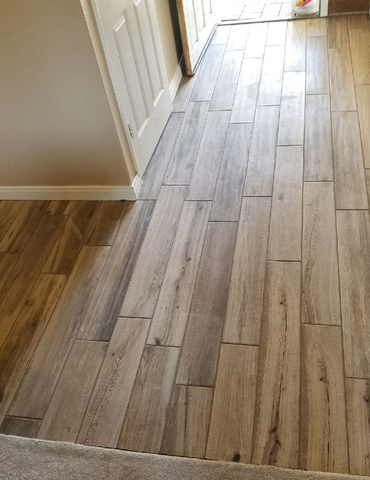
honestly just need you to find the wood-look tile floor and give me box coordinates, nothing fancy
[2,15,370,477]
[222,0,300,22]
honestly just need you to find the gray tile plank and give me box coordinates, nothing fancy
[258,46,285,106]
[329,48,356,112]
[332,112,368,210]
[191,46,225,102]
[206,345,259,462]
[252,261,301,469]
[230,58,263,123]
[119,346,180,453]
[120,186,187,319]
[164,103,209,185]
[187,111,230,201]
[147,201,211,347]
[306,36,329,95]
[176,222,237,387]
[244,106,280,196]
[278,72,305,146]
[139,113,184,199]
[77,201,154,341]
[284,20,306,72]
[304,95,333,181]
[300,325,348,473]
[210,51,244,111]
[210,123,253,222]
[226,24,250,51]
[77,318,149,448]
[268,147,303,261]
[223,197,271,345]
[302,183,341,325]
[337,210,370,378]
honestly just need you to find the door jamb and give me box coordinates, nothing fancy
[320,0,329,16]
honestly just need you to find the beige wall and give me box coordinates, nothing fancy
[0,0,131,187]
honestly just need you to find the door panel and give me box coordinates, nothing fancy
[177,0,220,75]
[93,0,172,176]
[113,17,148,129]
[134,1,163,102]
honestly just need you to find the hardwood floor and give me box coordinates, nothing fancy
[1,16,370,477]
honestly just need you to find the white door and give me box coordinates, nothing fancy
[92,0,172,176]
[177,0,220,75]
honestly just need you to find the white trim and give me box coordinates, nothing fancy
[131,174,143,198]
[320,0,328,16]
[169,56,184,102]
[0,185,138,201]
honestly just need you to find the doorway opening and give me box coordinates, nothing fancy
[220,0,321,23]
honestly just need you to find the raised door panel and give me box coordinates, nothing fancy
[178,0,219,74]
[113,14,149,130]
[134,1,163,104]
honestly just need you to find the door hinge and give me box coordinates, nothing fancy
[128,122,134,139]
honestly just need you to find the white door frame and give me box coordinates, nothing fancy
[320,0,329,16]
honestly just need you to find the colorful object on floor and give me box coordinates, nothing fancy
[295,0,312,6]
[292,0,319,14]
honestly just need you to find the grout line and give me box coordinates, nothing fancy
[207,220,238,223]
[186,111,231,199]
[344,375,370,381]
[74,339,109,344]
[145,345,181,349]
[2,414,43,422]
[335,208,369,211]
[242,195,272,198]
[221,341,260,347]
[301,322,342,328]
[267,258,301,263]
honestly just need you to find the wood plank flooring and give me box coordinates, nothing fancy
[221,0,298,23]
[1,16,370,477]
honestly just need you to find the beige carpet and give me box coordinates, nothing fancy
[0,434,368,480]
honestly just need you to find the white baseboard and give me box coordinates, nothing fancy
[0,182,140,201]
[169,56,184,102]
[131,174,142,198]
